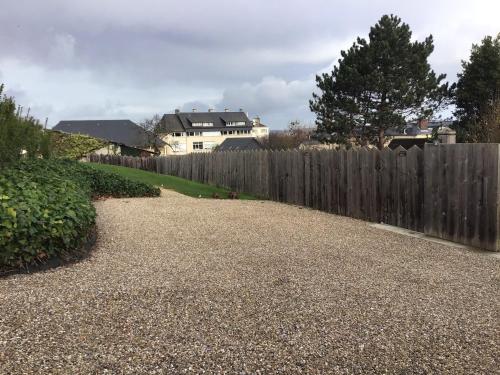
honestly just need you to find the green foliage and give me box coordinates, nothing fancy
[12,159,161,199]
[0,84,50,166]
[0,159,160,268]
[49,131,108,159]
[453,34,500,142]
[310,14,450,149]
[0,167,96,268]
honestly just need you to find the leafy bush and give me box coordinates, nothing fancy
[0,169,95,267]
[0,84,50,166]
[13,159,160,198]
[49,131,108,160]
[0,159,160,268]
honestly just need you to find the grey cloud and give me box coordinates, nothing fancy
[180,101,213,113]
[1,0,498,128]
[219,77,313,112]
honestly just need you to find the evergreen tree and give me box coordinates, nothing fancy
[453,34,500,142]
[310,15,449,149]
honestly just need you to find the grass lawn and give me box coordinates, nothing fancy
[88,162,257,200]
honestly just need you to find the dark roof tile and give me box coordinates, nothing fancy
[160,111,252,132]
[217,138,264,151]
[53,120,165,148]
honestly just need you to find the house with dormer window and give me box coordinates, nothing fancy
[158,109,269,155]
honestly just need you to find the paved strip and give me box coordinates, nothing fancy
[370,223,500,259]
[0,190,498,374]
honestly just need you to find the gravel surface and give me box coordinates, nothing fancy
[0,190,499,374]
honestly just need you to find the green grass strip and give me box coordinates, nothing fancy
[88,162,257,200]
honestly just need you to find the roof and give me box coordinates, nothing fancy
[386,125,433,136]
[217,138,264,152]
[388,137,428,150]
[160,111,253,133]
[407,120,454,128]
[53,120,165,149]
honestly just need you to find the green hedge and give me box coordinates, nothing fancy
[0,159,160,268]
[14,159,160,198]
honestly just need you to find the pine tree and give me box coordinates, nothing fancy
[310,15,449,149]
[453,34,500,142]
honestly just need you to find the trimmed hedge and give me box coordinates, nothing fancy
[0,159,160,268]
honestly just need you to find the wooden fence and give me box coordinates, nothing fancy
[89,144,500,251]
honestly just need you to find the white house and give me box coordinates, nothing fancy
[158,109,269,155]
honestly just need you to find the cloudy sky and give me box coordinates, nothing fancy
[0,0,498,129]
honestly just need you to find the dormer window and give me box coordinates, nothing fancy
[192,122,213,127]
[226,121,246,126]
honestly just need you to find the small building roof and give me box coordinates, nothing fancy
[217,138,264,151]
[53,120,164,149]
[388,137,428,150]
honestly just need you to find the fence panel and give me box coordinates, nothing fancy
[424,144,500,251]
[90,144,500,251]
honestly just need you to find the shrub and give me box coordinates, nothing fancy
[0,169,95,267]
[49,131,108,160]
[0,159,160,269]
[13,159,160,198]
[0,84,50,166]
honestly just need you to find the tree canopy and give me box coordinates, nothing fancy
[310,14,449,149]
[453,34,500,142]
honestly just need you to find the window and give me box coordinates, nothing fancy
[173,132,185,137]
[193,142,203,150]
[203,142,217,150]
[172,143,186,152]
[203,131,221,136]
[192,122,213,127]
[187,131,202,136]
[226,121,246,126]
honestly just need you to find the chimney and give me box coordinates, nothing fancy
[208,108,213,112]
[224,108,229,112]
[437,126,457,144]
[175,109,180,114]
[418,118,429,130]
[252,116,261,126]
[239,108,243,112]
[192,108,197,113]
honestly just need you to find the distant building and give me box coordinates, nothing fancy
[386,118,456,149]
[386,119,454,137]
[158,109,269,155]
[53,119,164,156]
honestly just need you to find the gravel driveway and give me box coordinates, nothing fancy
[0,190,498,374]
